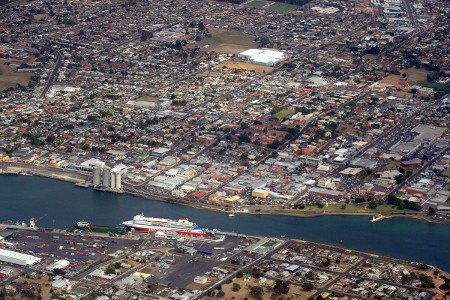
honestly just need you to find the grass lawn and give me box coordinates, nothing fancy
[0,59,33,92]
[302,204,403,213]
[274,108,296,121]
[245,0,267,8]
[268,2,299,12]
[194,28,257,54]
[415,81,448,91]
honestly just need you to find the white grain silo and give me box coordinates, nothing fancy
[115,172,122,191]
[102,166,111,188]
[110,172,116,190]
[93,165,101,186]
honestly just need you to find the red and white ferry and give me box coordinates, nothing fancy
[122,214,207,237]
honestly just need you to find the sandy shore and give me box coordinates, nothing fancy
[1,162,448,225]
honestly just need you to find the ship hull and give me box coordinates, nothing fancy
[123,223,207,237]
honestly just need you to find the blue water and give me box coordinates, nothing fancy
[1,175,449,271]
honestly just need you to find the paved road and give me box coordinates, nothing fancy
[40,50,63,99]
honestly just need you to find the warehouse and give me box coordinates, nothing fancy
[238,49,285,66]
[309,187,348,199]
[0,249,41,266]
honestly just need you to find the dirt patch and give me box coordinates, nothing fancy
[17,275,52,300]
[33,14,47,21]
[337,123,360,135]
[379,68,431,86]
[0,58,33,92]
[219,60,274,73]
[195,28,257,54]
[205,277,315,300]
[135,96,160,102]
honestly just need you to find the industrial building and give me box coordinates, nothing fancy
[0,249,41,266]
[252,188,270,199]
[238,49,285,66]
[309,187,348,199]
[91,161,125,192]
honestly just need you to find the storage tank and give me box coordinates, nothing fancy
[93,166,101,186]
[110,172,116,190]
[115,172,122,191]
[102,167,111,188]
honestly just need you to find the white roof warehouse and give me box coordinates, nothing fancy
[238,49,285,66]
[0,249,41,266]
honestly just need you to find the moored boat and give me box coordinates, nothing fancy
[122,214,207,237]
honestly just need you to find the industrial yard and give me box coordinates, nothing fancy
[0,223,448,299]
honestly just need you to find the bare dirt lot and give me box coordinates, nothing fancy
[379,67,431,86]
[135,96,160,102]
[219,60,274,73]
[196,28,257,54]
[0,58,33,91]
[204,277,315,300]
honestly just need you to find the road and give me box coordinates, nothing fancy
[39,49,63,99]
[195,238,286,299]
[388,145,450,196]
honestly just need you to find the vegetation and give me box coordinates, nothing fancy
[105,263,117,275]
[232,282,241,292]
[387,195,421,211]
[415,81,448,91]
[245,0,266,8]
[53,268,65,276]
[273,108,296,121]
[249,285,264,299]
[268,2,300,12]
[301,282,314,291]
[273,279,290,294]
[80,291,105,300]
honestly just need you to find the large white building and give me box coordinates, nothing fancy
[0,249,41,266]
[238,49,285,66]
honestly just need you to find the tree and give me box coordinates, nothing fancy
[258,36,270,48]
[273,280,289,295]
[46,135,56,143]
[232,282,241,292]
[105,264,116,275]
[238,134,251,143]
[427,207,436,216]
[174,40,183,50]
[198,21,206,32]
[322,257,331,267]
[419,273,435,288]
[53,268,65,276]
[0,286,7,300]
[301,282,314,291]
[368,200,378,209]
[249,286,264,299]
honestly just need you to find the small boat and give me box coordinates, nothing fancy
[74,221,91,229]
[228,213,235,217]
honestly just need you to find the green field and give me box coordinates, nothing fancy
[302,204,404,213]
[415,81,448,91]
[268,2,299,12]
[245,0,267,8]
[274,108,296,121]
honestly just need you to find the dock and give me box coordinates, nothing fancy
[371,214,391,223]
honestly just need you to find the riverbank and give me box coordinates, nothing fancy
[1,161,448,225]
[1,173,450,273]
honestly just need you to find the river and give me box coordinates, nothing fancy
[1,175,449,272]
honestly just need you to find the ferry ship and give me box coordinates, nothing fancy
[122,214,207,237]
